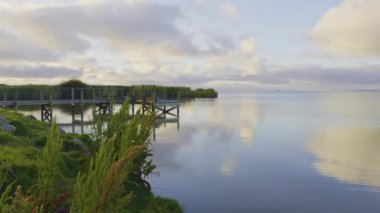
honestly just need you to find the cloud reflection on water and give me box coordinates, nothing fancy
[310,127,380,190]
[152,98,260,177]
[309,92,380,191]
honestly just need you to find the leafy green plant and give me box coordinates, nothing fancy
[0,103,182,212]
[71,102,156,212]
[33,120,64,211]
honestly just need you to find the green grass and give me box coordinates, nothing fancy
[0,132,22,145]
[0,106,182,212]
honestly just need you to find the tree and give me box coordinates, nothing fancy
[59,79,87,88]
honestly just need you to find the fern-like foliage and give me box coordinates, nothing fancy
[33,119,64,212]
[0,101,180,212]
[70,101,155,213]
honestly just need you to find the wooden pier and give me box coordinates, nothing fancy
[0,85,180,123]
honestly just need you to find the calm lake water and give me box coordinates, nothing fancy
[149,91,380,213]
[18,91,380,212]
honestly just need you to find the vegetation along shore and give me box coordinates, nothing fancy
[0,79,218,101]
[0,102,183,212]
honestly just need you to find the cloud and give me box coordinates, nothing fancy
[239,37,256,55]
[0,0,268,88]
[0,65,82,78]
[202,65,380,89]
[276,66,380,86]
[204,37,263,77]
[0,1,200,58]
[0,30,61,62]
[311,0,380,57]
[221,2,239,19]
[1,1,375,90]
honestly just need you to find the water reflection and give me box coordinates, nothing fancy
[12,92,380,212]
[309,92,380,192]
[15,104,179,136]
[321,93,380,117]
[238,99,258,146]
[152,98,259,178]
[151,92,380,212]
[309,127,380,189]
[219,155,237,176]
[191,98,259,146]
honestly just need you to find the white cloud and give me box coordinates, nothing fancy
[0,1,200,59]
[311,0,380,57]
[205,37,263,76]
[0,65,82,78]
[239,37,256,55]
[2,1,375,90]
[0,30,61,62]
[221,2,239,19]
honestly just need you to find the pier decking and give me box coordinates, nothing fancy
[0,85,180,122]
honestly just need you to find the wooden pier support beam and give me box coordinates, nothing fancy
[71,88,75,105]
[41,104,53,123]
[94,103,111,115]
[80,88,84,114]
[15,89,18,110]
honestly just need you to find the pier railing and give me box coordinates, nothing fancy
[0,85,180,122]
[0,86,132,106]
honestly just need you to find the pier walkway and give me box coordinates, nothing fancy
[0,85,180,122]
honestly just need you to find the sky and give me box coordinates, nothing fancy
[0,0,379,91]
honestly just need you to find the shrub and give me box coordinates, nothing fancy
[0,104,182,212]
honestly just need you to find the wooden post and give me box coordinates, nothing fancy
[153,85,157,103]
[80,88,84,104]
[49,87,53,122]
[71,104,75,133]
[80,108,84,134]
[0,87,5,108]
[71,88,74,104]
[80,88,84,115]
[107,86,111,102]
[132,101,135,116]
[41,105,43,121]
[4,87,7,102]
[177,117,179,130]
[164,105,166,119]
[131,86,135,116]
[41,104,52,123]
[92,88,96,115]
[141,85,145,115]
[152,85,156,113]
[142,85,145,103]
[92,88,95,103]
[177,105,180,119]
[153,124,156,141]
[164,107,166,128]
[123,87,127,101]
[15,89,18,110]
[49,87,53,101]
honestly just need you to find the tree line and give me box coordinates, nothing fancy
[0,79,218,101]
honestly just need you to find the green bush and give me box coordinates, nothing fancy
[0,104,182,212]
[9,120,28,136]
[143,197,183,213]
[0,132,20,145]
[32,135,47,147]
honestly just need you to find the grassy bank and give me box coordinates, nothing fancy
[0,105,182,212]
